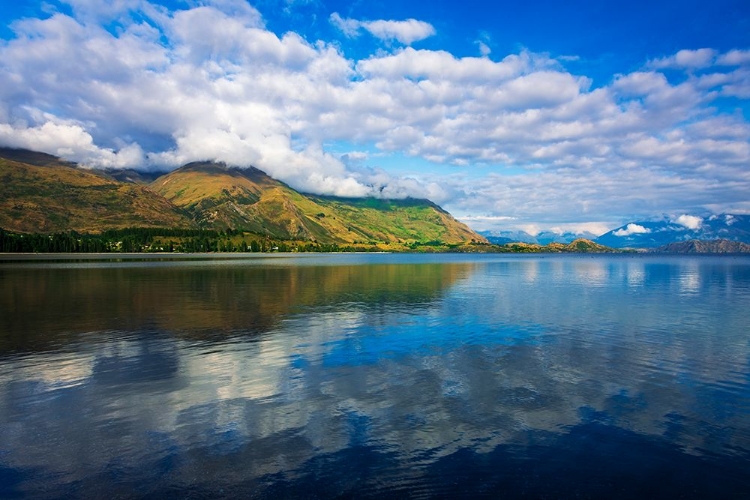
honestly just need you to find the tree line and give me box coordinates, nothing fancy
[0,227,379,253]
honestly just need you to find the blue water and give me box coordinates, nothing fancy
[1,253,749,498]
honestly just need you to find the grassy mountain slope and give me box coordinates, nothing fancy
[150,162,335,239]
[308,196,483,245]
[151,162,485,245]
[1,149,484,246]
[0,150,193,233]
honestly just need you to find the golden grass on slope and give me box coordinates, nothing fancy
[0,149,485,245]
[151,162,486,245]
[0,158,193,233]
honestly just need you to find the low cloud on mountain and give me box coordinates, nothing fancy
[1,0,749,231]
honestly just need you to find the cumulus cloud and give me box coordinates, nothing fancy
[613,224,651,237]
[716,49,750,66]
[330,13,435,44]
[673,214,703,230]
[649,48,717,69]
[0,120,146,169]
[0,2,749,230]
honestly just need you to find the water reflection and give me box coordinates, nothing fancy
[0,258,470,352]
[1,255,749,497]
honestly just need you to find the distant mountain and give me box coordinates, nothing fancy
[480,230,536,244]
[537,230,599,245]
[480,229,598,245]
[596,214,750,248]
[96,168,166,184]
[651,239,750,254]
[0,147,77,168]
[0,149,193,233]
[151,161,484,245]
[560,238,615,253]
[0,149,484,246]
[483,235,517,245]
[498,238,618,253]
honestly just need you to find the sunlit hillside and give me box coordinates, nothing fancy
[0,150,193,233]
[151,161,485,245]
[1,149,485,247]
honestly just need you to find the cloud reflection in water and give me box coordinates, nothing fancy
[0,255,749,497]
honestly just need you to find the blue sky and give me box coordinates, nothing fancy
[1,0,749,234]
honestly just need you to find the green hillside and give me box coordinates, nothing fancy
[0,150,193,233]
[151,162,485,245]
[308,196,482,245]
[0,150,485,248]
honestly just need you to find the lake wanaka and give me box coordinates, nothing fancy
[1,253,749,498]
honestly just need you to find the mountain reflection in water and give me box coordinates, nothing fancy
[0,254,749,498]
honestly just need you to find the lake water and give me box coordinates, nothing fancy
[1,253,749,498]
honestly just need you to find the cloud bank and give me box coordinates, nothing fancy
[1,1,749,230]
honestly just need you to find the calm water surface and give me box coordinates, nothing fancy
[1,253,749,498]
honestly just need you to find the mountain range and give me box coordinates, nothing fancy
[480,214,750,250]
[595,215,750,248]
[651,239,750,253]
[479,230,599,246]
[3,147,749,252]
[0,148,483,247]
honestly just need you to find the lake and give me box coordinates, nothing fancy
[1,253,749,498]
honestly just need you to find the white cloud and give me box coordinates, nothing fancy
[649,48,717,69]
[330,13,435,45]
[613,224,651,237]
[0,2,749,230]
[0,120,146,169]
[717,49,750,66]
[476,41,491,57]
[673,214,703,230]
[556,222,611,236]
[362,18,436,45]
[329,12,360,37]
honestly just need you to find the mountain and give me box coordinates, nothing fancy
[0,148,193,233]
[0,149,484,246]
[96,168,166,184]
[559,238,615,252]
[0,147,78,168]
[651,239,750,254]
[150,162,484,245]
[480,229,598,245]
[501,238,617,253]
[596,214,750,248]
[480,230,537,245]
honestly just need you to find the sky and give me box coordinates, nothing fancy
[1,0,749,235]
